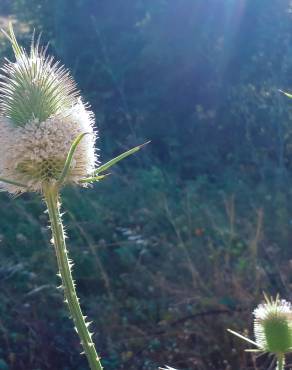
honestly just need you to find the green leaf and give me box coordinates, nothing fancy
[58,132,89,186]
[79,174,110,184]
[94,141,150,175]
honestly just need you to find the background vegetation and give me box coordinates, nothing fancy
[0,0,291,369]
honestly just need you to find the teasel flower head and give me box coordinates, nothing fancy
[228,295,292,370]
[253,295,292,354]
[0,25,97,194]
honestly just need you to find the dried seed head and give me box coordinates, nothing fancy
[253,296,292,354]
[0,26,97,193]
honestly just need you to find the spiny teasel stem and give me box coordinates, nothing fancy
[43,183,103,370]
[276,354,285,370]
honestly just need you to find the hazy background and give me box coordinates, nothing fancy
[0,0,291,369]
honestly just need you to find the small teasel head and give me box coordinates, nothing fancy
[253,295,292,354]
[228,295,292,370]
[0,24,97,194]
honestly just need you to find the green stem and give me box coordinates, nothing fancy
[43,183,103,370]
[276,354,285,370]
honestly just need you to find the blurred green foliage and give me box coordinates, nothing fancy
[0,0,291,369]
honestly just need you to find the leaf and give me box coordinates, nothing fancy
[79,174,110,184]
[94,141,150,175]
[58,132,89,186]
